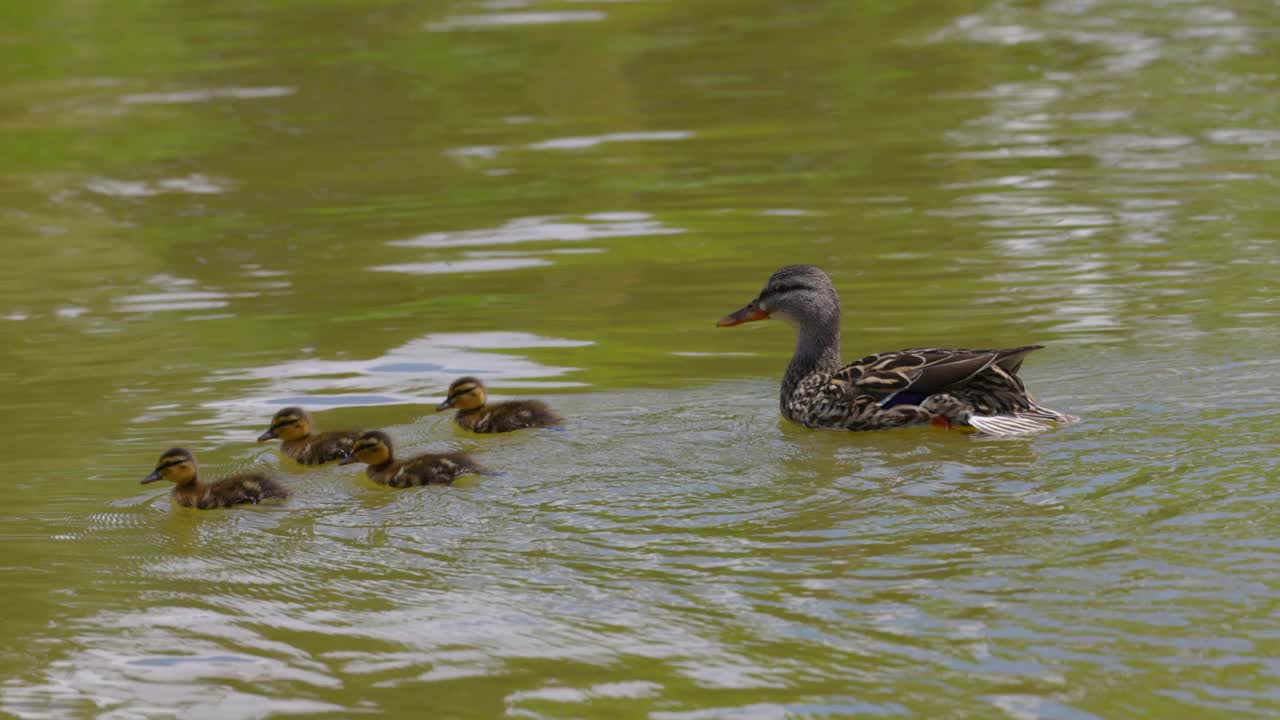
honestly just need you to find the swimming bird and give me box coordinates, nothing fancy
[338,430,487,487]
[257,406,360,464]
[717,264,1078,435]
[435,376,562,433]
[142,447,291,509]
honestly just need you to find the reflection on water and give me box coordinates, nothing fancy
[112,274,277,314]
[528,131,694,151]
[193,332,589,439]
[119,86,296,105]
[428,11,608,32]
[85,174,229,197]
[370,257,553,274]
[390,213,680,249]
[376,213,683,274]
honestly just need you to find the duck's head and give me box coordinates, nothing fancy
[338,430,393,466]
[257,407,313,442]
[717,264,840,331]
[143,447,196,485]
[436,377,487,412]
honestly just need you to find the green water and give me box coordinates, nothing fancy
[2,0,1278,717]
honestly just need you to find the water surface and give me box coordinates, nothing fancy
[1,0,1278,717]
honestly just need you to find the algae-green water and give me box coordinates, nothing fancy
[1,1,1277,717]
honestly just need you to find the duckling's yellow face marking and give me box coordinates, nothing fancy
[143,449,196,485]
[346,434,391,466]
[437,378,487,412]
[258,408,311,442]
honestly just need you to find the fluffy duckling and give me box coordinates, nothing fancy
[257,406,360,464]
[142,447,291,509]
[435,376,563,433]
[338,430,486,487]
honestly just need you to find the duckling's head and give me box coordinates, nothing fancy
[436,377,487,412]
[257,407,313,442]
[143,447,197,485]
[338,430,393,467]
[717,264,840,332]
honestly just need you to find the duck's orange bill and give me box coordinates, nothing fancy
[717,305,769,327]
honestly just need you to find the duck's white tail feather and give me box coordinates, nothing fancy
[1018,406,1080,423]
[967,409,1070,438]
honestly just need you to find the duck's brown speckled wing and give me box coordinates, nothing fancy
[835,346,1039,399]
[804,346,1048,429]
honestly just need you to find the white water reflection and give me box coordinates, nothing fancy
[921,0,1275,346]
[111,273,288,314]
[86,174,229,197]
[390,213,681,250]
[427,10,606,31]
[446,130,693,166]
[369,257,552,274]
[195,331,590,436]
[112,270,292,315]
[529,131,693,151]
[376,213,681,274]
[120,86,295,105]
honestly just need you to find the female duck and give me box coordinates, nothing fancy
[142,448,291,509]
[257,407,360,464]
[717,264,1078,435]
[338,430,487,487]
[436,377,562,433]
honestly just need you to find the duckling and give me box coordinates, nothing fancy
[435,377,563,433]
[257,406,360,464]
[142,447,291,509]
[337,430,486,487]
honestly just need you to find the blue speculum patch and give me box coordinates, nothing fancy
[881,391,926,409]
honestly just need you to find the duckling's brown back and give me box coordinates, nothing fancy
[285,430,360,464]
[382,452,487,487]
[198,472,292,508]
[459,400,562,433]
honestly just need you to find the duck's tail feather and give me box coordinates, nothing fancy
[967,405,1079,437]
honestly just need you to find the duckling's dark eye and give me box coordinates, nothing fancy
[156,460,186,471]
[270,418,300,431]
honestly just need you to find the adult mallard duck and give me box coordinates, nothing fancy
[717,264,1078,435]
[338,430,487,487]
[142,448,291,509]
[435,377,563,433]
[257,406,360,465]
